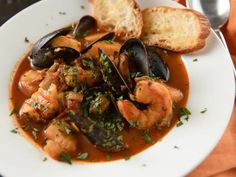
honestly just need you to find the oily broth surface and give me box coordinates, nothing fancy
[9,36,189,162]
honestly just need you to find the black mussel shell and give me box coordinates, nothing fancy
[30,47,81,68]
[81,32,115,54]
[99,49,131,97]
[119,38,149,76]
[72,15,96,38]
[31,27,71,56]
[68,111,127,152]
[147,46,170,81]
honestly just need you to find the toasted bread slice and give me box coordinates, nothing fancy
[141,6,211,53]
[89,0,143,40]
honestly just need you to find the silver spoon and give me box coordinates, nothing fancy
[187,0,236,92]
[187,0,230,47]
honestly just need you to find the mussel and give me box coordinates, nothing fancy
[146,46,169,81]
[120,38,170,81]
[119,38,149,76]
[68,111,127,152]
[99,49,131,97]
[30,27,71,56]
[31,47,81,68]
[72,15,97,38]
[29,26,81,68]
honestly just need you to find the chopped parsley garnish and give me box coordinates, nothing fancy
[82,58,95,69]
[102,40,113,44]
[127,50,136,57]
[200,108,207,114]
[24,37,29,43]
[177,107,191,120]
[174,146,179,149]
[176,121,183,127]
[59,11,66,15]
[80,5,85,9]
[11,128,18,134]
[124,156,130,161]
[43,157,47,162]
[31,101,39,109]
[9,108,16,116]
[77,152,88,160]
[142,130,155,144]
[131,72,142,78]
[117,96,124,101]
[64,127,72,135]
[128,120,140,128]
[105,154,111,160]
[175,107,191,127]
[59,152,72,165]
[193,58,198,62]
[155,123,162,131]
[32,128,38,141]
[76,31,89,38]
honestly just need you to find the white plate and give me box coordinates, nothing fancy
[0,0,235,177]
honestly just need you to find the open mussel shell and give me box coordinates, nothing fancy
[30,47,81,68]
[72,15,96,38]
[120,38,149,76]
[146,46,170,81]
[68,111,127,152]
[31,27,71,56]
[99,48,131,97]
[81,32,115,54]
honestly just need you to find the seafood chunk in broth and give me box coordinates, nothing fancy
[9,15,189,163]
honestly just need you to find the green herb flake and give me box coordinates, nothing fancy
[32,129,38,141]
[128,120,140,128]
[200,108,207,114]
[117,96,124,101]
[9,108,16,116]
[193,58,198,62]
[131,72,142,78]
[31,101,39,109]
[11,128,18,134]
[24,37,29,43]
[77,152,88,160]
[142,130,155,144]
[124,156,131,161]
[176,107,191,121]
[105,154,111,161]
[59,11,66,15]
[80,5,85,9]
[176,121,183,127]
[43,157,47,162]
[102,40,113,44]
[59,152,72,165]
[64,127,72,135]
[174,146,179,149]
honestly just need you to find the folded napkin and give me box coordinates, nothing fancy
[175,0,236,176]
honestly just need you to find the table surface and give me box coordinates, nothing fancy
[0,0,39,26]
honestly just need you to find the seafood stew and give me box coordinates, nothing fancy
[9,15,189,163]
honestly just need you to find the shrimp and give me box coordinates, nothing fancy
[63,65,101,87]
[19,83,59,122]
[117,78,183,129]
[44,119,78,159]
[19,69,45,96]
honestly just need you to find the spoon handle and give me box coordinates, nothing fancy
[214,29,228,48]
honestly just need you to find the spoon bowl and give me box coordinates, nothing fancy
[187,0,230,30]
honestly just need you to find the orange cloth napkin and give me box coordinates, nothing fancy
[174,0,236,176]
